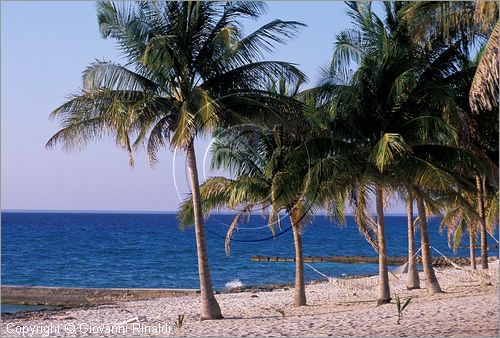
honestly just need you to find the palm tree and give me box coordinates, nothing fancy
[448,41,499,271]
[46,1,306,320]
[402,136,497,292]
[405,191,420,289]
[178,119,352,307]
[404,1,499,269]
[414,195,442,294]
[440,192,483,269]
[314,1,487,299]
[179,125,311,307]
[441,38,500,270]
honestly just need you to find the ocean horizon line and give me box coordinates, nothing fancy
[1,209,410,216]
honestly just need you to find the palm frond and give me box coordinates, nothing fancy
[369,133,411,173]
[399,156,457,192]
[171,101,196,148]
[177,176,236,229]
[401,115,457,145]
[82,60,159,92]
[331,29,364,73]
[47,89,157,164]
[485,191,499,232]
[470,22,499,112]
[140,35,178,76]
[229,20,306,65]
[203,61,305,93]
[225,205,253,256]
[349,184,379,252]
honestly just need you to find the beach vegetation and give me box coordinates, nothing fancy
[174,314,186,334]
[275,307,286,320]
[395,294,412,325]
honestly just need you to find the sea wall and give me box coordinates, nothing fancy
[1,286,199,307]
[250,255,498,268]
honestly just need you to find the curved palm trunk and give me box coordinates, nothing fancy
[406,193,420,290]
[291,213,306,307]
[469,224,477,270]
[416,196,443,295]
[186,141,223,320]
[476,175,488,269]
[376,186,391,305]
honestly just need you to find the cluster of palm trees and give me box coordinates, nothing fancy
[47,1,498,320]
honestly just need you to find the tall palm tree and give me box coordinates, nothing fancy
[401,137,496,292]
[404,1,499,269]
[449,43,499,270]
[46,1,305,320]
[178,122,351,307]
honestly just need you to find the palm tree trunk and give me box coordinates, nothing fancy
[376,186,391,305]
[476,175,488,269]
[186,141,223,320]
[416,196,443,295]
[469,225,477,270]
[406,192,420,290]
[291,212,306,307]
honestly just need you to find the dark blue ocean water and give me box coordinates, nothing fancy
[1,212,498,290]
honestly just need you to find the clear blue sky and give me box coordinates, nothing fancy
[1,1,406,213]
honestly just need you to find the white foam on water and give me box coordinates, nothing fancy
[225,279,244,289]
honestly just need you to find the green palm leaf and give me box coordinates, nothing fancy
[369,133,411,173]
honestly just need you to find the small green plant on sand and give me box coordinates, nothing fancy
[395,294,412,325]
[174,314,185,333]
[275,307,286,320]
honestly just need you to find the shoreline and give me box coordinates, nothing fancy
[2,256,497,309]
[1,264,498,336]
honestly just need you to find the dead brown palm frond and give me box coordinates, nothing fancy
[469,22,499,112]
[485,191,499,233]
[474,1,499,32]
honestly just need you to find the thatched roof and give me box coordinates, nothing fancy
[469,22,499,112]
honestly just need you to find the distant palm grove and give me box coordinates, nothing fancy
[47,1,498,319]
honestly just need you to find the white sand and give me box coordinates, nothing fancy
[1,266,498,337]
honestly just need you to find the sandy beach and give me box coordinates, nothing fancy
[2,265,498,337]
